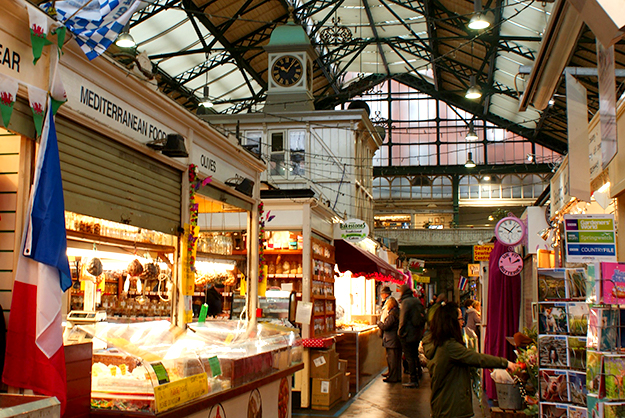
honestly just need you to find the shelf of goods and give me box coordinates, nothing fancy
[68,320,303,416]
[66,228,175,320]
[193,249,242,318]
[263,233,336,337]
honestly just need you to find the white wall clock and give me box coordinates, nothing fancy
[495,216,526,246]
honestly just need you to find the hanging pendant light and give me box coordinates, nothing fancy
[200,85,213,108]
[116,22,135,48]
[465,75,482,100]
[466,122,478,141]
[468,0,491,30]
[465,152,476,168]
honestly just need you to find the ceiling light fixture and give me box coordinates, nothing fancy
[527,153,535,162]
[468,0,491,30]
[465,152,476,168]
[483,175,491,181]
[200,85,213,108]
[465,75,482,99]
[116,23,136,48]
[466,122,479,141]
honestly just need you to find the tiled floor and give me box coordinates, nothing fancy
[293,369,490,418]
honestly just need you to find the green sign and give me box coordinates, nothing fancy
[566,231,615,243]
[151,362,170,384]
[208,356,221,377]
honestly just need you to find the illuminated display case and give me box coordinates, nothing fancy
[68,320,302,415]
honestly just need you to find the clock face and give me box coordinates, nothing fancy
[271,55,303,87]
[495,217,526,246]
[499,251,523,276]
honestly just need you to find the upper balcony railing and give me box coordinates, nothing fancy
[374,227,494,247]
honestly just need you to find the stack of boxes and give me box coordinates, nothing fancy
[310,346,350,409]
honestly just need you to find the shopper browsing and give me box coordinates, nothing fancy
[377,286,402,383]
[398,284,426,388]
[423,302,518,418]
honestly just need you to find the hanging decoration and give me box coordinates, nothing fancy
[187,164,212,273]
[258,202,275,283]
[50,56,67,115]
[0,74,18,128]
[320,17,352,45]
[27,4,53,65]
[354,271,406,285]
[28,85,48,137]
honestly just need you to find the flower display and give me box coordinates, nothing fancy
[512,342,539,416]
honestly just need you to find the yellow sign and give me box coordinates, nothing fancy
[468,264,480,277]
[154,373,209,413]
[473,244,494,261]
[413,275,430,284]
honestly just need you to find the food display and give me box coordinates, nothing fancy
[73,320,302,414]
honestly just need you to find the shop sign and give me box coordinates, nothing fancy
[153,372,209,412]
[191,143,241,184]
[0,27,49,90]
[473,244,494,261]
[564,214,617,262]
[550,156,570,216]
[338,218,369,243]
[468,264,480,277]
[413,275,430,284]
[60,67,174,145]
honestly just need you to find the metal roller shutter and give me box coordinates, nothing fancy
[55,116,182,234]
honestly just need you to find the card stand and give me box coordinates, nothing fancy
[538,276,567,301]
[597,277,625,306]
[566,312,588,337]
[566,377,587,406]
[603,372,625,401]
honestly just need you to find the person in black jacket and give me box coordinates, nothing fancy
[398,284,426,388]
[377,286,401,383]
[205,283,224,317]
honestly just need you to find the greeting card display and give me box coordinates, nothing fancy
[569,371,587,406]
[566,268,588,300]
[568,404,588,418]
[603,355,625,400]
[540,402,568,417]
[587,351,604,396]
[539,302,568,335]
[539,335,569,368]
[604,402,625,418]
[587,394,601,417]
[538,269,567,300]
[540,369,569,402]
[588,308,618,352]
[568,336,587,370]
[568,302,589,336]
[600,262,625,305]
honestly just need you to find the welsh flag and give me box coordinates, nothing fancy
[3,98,72,414]
[27,4,53,65]
[28,86,47,137]
[0,74,18,128]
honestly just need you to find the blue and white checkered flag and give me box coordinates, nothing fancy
[40,0,140,60]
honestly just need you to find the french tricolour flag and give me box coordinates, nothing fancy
[3,99,72,412]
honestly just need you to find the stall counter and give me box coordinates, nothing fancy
[335,325,386,392]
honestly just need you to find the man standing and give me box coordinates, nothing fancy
[378,286,401,382]
[398,284,426,388]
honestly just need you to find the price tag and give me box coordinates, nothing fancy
[313,356,326,367]
[151,362,170,384]
[320,381,330,393]
[153,373,209,412]
[208,356,222,377]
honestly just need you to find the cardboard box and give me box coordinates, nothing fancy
[310,348,339,378]
[341,372,351,401]
[311,371,342,409]
[338,359,348,374]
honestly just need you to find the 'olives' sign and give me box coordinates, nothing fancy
[339,219,369,243]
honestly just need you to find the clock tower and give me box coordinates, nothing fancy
[263,14,316,112]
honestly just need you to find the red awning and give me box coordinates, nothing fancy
[334,239,405,282]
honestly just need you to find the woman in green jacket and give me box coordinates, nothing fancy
[423,302,517,418]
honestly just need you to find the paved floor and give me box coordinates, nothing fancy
[293,369,491,418]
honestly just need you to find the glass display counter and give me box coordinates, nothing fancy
[66,320,303,416]
[335,324,386,393]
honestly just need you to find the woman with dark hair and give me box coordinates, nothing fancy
[423,302,517,418]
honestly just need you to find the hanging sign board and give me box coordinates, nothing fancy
[468,264,480,277]
[564,214,617,262]
[413,275,430,284]
[550,155,570,216]
[473,244,494,261]
[337,219,369,243]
